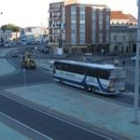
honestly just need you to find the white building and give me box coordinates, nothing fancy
[110,25,137,53]
[110,11,137,53]
[0,30,12,42]
[21,27,48,43]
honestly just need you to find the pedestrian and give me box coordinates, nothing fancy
[122,60,126,67]
[114,60,119,67]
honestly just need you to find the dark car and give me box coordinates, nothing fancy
[42,47,49,53]
[12,51,19,57]
[29,41,36,45]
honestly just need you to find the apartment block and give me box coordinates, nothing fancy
[48,1,110,54]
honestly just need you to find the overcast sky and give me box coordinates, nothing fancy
[0,0,137,28]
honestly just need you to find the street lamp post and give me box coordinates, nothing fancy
[0,12,3,52]
[133,0,140,124]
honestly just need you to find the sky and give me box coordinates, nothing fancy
[0,0,138,28]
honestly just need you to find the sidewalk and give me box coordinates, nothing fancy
[5,83,140,140]
[0,59,16,76]
[0,48,16,76]
[0,48,16,57]
[0,118,30,140]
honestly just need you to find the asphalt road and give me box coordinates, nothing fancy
[0,49,137,139]
[0,94,113,140]
[0,57,53,90]
[0,53,115,140]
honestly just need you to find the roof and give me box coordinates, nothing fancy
[111,11,137,25]
[111,11,128,20]
[54,60,121,70]
[125,14,137,23]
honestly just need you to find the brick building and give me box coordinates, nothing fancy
[48,1,110,54]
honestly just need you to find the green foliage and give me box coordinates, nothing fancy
[1,24,21,32]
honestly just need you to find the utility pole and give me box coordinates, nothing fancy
[0,12,3,52]
[133,0,140,124]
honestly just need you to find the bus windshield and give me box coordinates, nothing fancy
[111,69,126,79]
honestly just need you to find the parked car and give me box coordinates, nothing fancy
[29,41,36,45]
[42,47,49,53]
[4,42,11,47]
[39,47,49,53]
[12,51,19,57]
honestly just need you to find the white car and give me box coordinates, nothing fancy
[4,43,10,47]
[131,56,140,61]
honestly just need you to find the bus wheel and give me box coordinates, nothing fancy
[59,78,62,83]
[92,87,97,94]
[85,86,92,92]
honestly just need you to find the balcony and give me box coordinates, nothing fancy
[49,33,60,37]
[48,24,61,29]
[48,8,61,12]
[49,16,62,21]
[48,42,59,46]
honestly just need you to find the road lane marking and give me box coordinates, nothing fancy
[0,111,53,140]
[2,93,113,140]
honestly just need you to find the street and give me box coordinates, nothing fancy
[0,47,139,140]
[4,48,140,108]
[0,93,114,140]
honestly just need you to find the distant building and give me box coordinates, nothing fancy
[0,30,20,41]
[110,11,137,53]
[11,32,20,40]
[20,27,48,43]
[48,1,110,54]
[110,25,137,53]
[0,30,12,42]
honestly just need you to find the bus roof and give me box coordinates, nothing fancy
[54,60,122,70]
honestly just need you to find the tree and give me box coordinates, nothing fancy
[1,24,21,32]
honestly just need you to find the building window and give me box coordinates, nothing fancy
[106,31,109,44]
[71,30,76,45]
[71,9,76,24]
[99,33,103,44]
[106,15,110,30]
[92,31,96,44]
[79,6,85,45]
[114,46,118,52]
[92,10,96,44]
[71,6,76,15]
[114,35,117,41]
[80,20,85,24]
[123,36,125,41]
[122,46,124,52]
[79,5,85,14]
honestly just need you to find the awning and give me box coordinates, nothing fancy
[71,45,87,48]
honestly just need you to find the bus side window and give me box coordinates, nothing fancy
[69,64,76,73]
[53,66,56,74]
[64,64,68,71]
[97,69,109,79]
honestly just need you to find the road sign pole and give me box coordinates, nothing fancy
[133,0,140,124]
[23,67,26,86]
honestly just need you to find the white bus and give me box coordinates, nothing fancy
[53,60,126,95]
